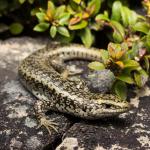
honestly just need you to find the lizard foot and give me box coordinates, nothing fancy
[66,65,83,76]
[61,65,83,80]
[37,117,58,134]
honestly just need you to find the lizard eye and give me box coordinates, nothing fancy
[104,104,120,109]
[102,104,112,109]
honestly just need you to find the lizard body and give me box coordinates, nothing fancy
[18,43,131,133]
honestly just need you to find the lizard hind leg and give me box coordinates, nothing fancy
[50,57,83,80]
[34,100,58,134]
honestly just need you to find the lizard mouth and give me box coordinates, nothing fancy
[87,102,132,119]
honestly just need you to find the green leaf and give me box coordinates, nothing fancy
[69,0,80,11]
[123,60,139,68]
[39,8,46,13]
[56,32,75,44]
[19,0,26,4]
[0,0,8,11]
[31,8,39,16]
[95,14,110,22]
[112,31,123,43]
[134,70,148,87]
[28,0,34,4]
[128,10,138,26]
[104,11,109,17]
[55,5,66,19]
[80,28,94,47]
[144,55,150,72]
[117,73,134,84]
[58,13,70,25]
[50,26,57,38]
[69,20,88,30]
[132,22,150,34]
[57,26,70,37]
[89,22,101,31]
[114,80,127,100]
[111,1,122,21]
[88,0,102,16]
[100,50,109,63]
[47,1,56,17]
[66,5,76,15]
[33,22,49,32]
[36,12,45,22]
[73,0,81,4]
[88,61,105,70]
[120,5,138,26]
[110,20,125,43]
[120,6,130,27]
[146,31,150,50]
[127,42,140,59]
[9,23,24,35]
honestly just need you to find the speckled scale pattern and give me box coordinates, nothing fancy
[18,43,131,120]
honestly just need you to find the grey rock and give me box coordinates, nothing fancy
[0,37,150,150]
[82,69,115,93]
[0,37,72,150]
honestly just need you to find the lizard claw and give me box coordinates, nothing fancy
[37,117,58,134]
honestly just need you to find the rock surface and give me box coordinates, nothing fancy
[0,37,72,150]
[82,69,116,93]
[0,37,150,150]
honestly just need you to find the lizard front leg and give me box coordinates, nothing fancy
[34,100,58,134]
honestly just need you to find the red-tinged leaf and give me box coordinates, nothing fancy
[69,20,88,30]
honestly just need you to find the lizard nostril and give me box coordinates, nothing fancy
[82,106,87,112]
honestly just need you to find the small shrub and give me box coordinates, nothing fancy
[1,0,150,99]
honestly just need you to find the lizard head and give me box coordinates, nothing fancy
[86,94,132,118]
